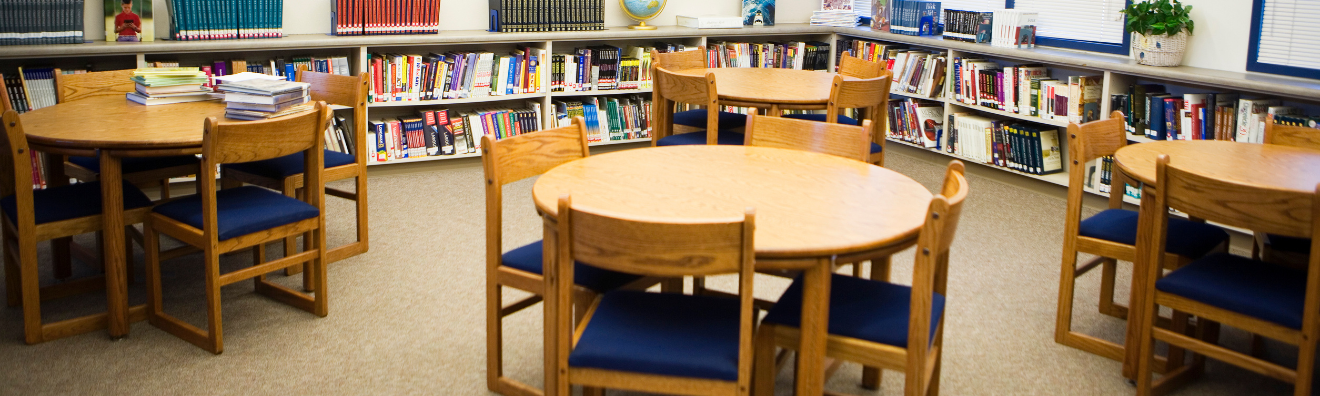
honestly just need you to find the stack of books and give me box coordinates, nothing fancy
[218,75,312,120]
[126,68,216,106]
[809,10,860,27]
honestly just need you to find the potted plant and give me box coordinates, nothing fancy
[1120,0,1194,67]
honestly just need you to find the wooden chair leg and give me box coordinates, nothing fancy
[310,229,328,317]
[159,179,171,200]
[301,228,314,292]
[203,248,224,354]
[862,366,883,390]
[1098,258,1124,318]
[18,237,42,344]
[1294,327,1319,396]
[660,277,684,293]
[123,226,137,285]
[52,237,73,279]
[284,181,303,276]
[354,173,368,252]
[1165,310,1189,371]
[752,325,778,396]
[5,231,19,308]
[144,223,163,319]
[487,278,505,392]
[1056,249,1079,345]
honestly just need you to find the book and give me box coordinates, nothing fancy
[126,92,219,106]
[225,103,313,120]
[225,95,310,112]
[742,0,775,26]
[217,79,310,96]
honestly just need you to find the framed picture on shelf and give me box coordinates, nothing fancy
[743,0,775,26]
[106,0,153,42]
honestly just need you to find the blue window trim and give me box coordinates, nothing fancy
[1004,0,1130,55]
[1246,0,1320,78]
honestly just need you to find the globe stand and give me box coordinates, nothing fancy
[628,20,658,30]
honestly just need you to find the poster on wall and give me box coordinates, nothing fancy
[106,0,153,42]
[743,0,775,26]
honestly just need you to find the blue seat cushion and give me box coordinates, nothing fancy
[222,150,357,179]
[68,154,198,174]
[1,181,152,225]
[1079,209,1228,258]
[672,109,748,129]
[655,131,746,146]
[1266,234,1312,254]
[764,273,944,348]
[569,290,743,381]
[500,241,643,292]
[152,186,319,241]
[782,113,860,126]
[1156,253,1307,329]
[870,142,882,154]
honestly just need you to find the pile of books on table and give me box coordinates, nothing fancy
[216,72,312,120]
[127,68,216,105]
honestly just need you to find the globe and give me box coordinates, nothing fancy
[621,0,666,29]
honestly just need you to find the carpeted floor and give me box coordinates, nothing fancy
[0,146,1310,395]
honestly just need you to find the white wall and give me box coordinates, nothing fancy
[81,0,1255,74]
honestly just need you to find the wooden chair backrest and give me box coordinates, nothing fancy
[298,70,371,167]
[0,75,12,113]
[654,66,721,145]
[907,161,969,358]
[651,49,707,71]
[1265,114,1320,150]
[1066,111,1130,213]
[744,114,872,162]
[55,69,136,103]
[0,110,33,227]
[838,55,885,79]
[827,72,891,121]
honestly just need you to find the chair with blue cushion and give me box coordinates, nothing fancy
[143,102,333,354]
[549,194,757,396]
[1133,155,1320,395]
[753,160,968,395]
[1056,112,1228,363]
[650,49,749,136]
[222,71,370,270]
[0,110,154,344]
[782,55,891,166]
[652,66,745,147]
[480,116,664,396]
[1254,116,1318,268]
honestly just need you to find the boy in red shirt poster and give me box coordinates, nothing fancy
[106,0,153,42]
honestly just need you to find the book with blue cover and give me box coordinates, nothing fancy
[743,0,775,26]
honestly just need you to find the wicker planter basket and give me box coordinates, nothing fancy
[1131,30,1189,67]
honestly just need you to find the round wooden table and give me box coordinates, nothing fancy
[673,68,847,109]
[20,96,224,338]
[1113,140,1320,378]
[533,145,933,395]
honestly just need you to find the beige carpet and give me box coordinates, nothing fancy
[0,146,1310,395]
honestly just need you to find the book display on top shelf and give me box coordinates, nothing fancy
[332,0,439,36]
[107,0,150,42]
[489,0,604,33]
[167,0,282,41]
[743,0,775,26]
[0,0,84,46]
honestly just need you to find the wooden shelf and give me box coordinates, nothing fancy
[551,88,652,97]
[947,101,1071,128]
[366,137,649,166]
[888,90,945,102]
[885,137,1069,187]
[368,92,545,108]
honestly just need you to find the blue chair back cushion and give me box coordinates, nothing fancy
[1,181,152,225]
[68,154,198,174]
[568,290,743,381]
[1156,253,1307,330]
[672,109,749,129]
[764,273,944,348]
[222,149,356,179]
[655,131,746,146]
[1079,209,1229,258]
[152,186,319,241]
[500,241,642,292]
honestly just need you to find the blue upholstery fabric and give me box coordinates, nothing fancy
[672,109,748,129]
[1266,234,1312,254]
[1,181,152,225]
[655,131,746,146]
[782,113,860,125]
[69,154,198,174]
[1079,209,1228,258]
[764,274,944,348]
[500,241,643,292]
[569,290,743,381]
[152,186,319,241]
[1157,253,1307,329]
[222,150,356,179]
[870,142,883,154]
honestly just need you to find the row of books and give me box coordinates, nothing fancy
[883,0,940,36]
[551,95,652,142]
[370,104,543,162]
[550,46,655,92]
[941,10,991,43]
[984,10,1038,49]
[0,0,84,45]
[1113,85,1320,142]
[945,112,1063,175]
[835,39,947,98]
[488,0,604,33]
[3,68,58,112]
[331,0,440,36]
[951,58,1101,124]
[706,41,833,71]
[167,0,284,41]
[368,49,547,103]
[885,98,944,148]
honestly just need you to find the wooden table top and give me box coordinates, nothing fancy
[674,68,852,105]
[532,145,933,260]
[1114,140,1320,192]
[19,95,225,150]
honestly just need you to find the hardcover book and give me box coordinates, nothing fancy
[743,0,776,26]
[107,0,153,42]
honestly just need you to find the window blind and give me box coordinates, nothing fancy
[1256,0,1320,70]
[1012,0,1127,44]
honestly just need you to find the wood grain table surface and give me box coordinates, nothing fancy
[673,68,855,106]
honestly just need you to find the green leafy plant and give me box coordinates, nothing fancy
[1120,0,1194,36]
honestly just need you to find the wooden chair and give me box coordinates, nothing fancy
[143,102,332,354]
[481,116,663,396]
[222,71,370,268]
[57,69,200,200]
[1134,155,1320,396]
[1255,116,1318,267]
[652,66,745,147]
[551,194,757,396]
[1,110,155,344]
[651,49,748,135]
[0,75,12,113]
[1055,112,1229,363]
[744,114,872,162]
[753,160,968,396]
[782,56,891,166]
